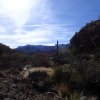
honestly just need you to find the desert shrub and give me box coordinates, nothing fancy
[52,65,71,84]
[69,46,80,55]
[31,53,51,67]
[70,92,81,100]
[52,67,62,83]
[69,56,100,96]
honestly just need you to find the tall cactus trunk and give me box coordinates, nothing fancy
[56,40,59,56]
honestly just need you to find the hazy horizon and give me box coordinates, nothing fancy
[0,0,100,48]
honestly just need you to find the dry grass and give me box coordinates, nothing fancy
[20,66,54,79]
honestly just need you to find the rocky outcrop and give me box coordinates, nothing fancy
[70,20,100,52]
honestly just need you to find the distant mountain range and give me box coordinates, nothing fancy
[16,44,71,54]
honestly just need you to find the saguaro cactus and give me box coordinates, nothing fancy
[56,40,59,56]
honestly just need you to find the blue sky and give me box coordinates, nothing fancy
[0,0,100,48]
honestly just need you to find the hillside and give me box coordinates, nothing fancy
[0,43,29,69]
[0,43,14,55]
[70,19,100,52]
[67,19,100,98]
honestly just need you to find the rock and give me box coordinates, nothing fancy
[80,96,88,100]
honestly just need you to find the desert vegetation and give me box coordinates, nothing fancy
[0,19,100,100]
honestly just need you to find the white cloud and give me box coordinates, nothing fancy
[0,23,70,48]
[0,26,6,33]
[0,0,34,27]
[0,0,74,48]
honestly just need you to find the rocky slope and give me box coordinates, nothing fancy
[70,19,100,52]
[0,69,62,100]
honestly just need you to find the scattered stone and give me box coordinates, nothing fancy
[0,69,61,100]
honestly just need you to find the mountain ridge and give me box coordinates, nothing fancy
[16,44,71,54]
